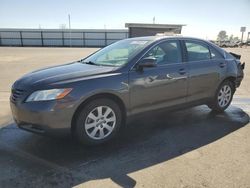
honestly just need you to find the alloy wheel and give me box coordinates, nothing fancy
[84,106,116,140]
[218,85,232,108]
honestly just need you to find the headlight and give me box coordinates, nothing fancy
[26,88,72,102]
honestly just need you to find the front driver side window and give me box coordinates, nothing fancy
[143,41,181,65]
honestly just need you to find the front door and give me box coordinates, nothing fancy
[129,40,188,114]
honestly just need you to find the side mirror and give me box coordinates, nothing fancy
[137,57,157,70]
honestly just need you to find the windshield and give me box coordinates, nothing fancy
[82,39,152,67]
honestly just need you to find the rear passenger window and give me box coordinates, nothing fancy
[185,42,210,61]
[210,47,224,59]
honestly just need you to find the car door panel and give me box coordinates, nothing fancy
[128,40,188,114]
[129,64,187,113]
[187,60,220,101]
[183,40,226,102]
[129,64,188,114]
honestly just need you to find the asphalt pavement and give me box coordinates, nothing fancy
[0,103,249,187]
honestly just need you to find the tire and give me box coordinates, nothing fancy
[74,98,123,145]
[208,80,235,112]
[207,80,235,112]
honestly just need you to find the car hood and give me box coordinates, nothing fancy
[13,62,115,89]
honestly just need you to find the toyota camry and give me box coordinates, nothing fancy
[10,36,245,145]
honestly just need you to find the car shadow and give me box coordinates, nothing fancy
[0,105,249,188]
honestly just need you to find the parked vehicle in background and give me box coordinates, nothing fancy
[218,40,241,48]
[10,36,245,145]
[241,41,250,47]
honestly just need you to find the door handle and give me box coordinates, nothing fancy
[166,74,173,80]
[219,62,226,68]
[148,76,155,82]
[178,68,186,75]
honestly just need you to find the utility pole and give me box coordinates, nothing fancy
[68,14,72,47]
[240,26,246,43]
[153,16,155,24]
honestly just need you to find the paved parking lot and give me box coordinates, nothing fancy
[0,47,97,128]
[0,47,249,187]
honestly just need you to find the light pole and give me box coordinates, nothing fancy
[240,26,246,43]
[68,14,71,47]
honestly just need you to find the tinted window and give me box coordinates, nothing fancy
[210,47,224,59]
[185,42,210,61]
[143,41,181,64]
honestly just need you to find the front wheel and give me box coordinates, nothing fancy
[74,98,122,145]
[207,80,235,112]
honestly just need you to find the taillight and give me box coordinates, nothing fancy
[241,62,245,70]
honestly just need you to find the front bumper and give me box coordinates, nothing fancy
[10,99,76,136]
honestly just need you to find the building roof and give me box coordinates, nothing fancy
[125,23,186,29]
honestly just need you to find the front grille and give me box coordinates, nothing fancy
[11,89,25,102]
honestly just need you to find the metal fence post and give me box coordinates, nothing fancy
[20,31,23,46]
[104,31,107,46]
[83,32,85,47]
[69,29,72,47]
[62,31,64,46]
[41,31,44,46]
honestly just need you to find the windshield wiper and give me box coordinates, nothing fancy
[82,61,99,66]
[80,60,116,67]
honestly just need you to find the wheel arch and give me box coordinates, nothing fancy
[220,76,236,90]
[71,92,127,133]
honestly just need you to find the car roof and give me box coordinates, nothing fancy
[125,36,228,59]
[126,36,209,42]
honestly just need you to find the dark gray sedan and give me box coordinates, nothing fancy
[10,36,245,145]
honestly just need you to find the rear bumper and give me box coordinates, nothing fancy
[10,99,76,136]
[235,62,245,88]
[235,76,243,87]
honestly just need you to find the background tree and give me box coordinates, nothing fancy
[229,34,234,41]
[217,30,228,41]
[228,35,240,42]
[233,36,239,41]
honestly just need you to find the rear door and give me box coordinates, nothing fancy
[183,40,226,102]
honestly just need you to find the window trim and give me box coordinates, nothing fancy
[130,39,183,70]
[209,46,224,60]
[182,39,212,63]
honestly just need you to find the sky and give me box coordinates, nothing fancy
[0,0,249,40]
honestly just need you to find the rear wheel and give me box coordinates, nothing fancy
[207,80,235,112]
[74,98,122,145]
